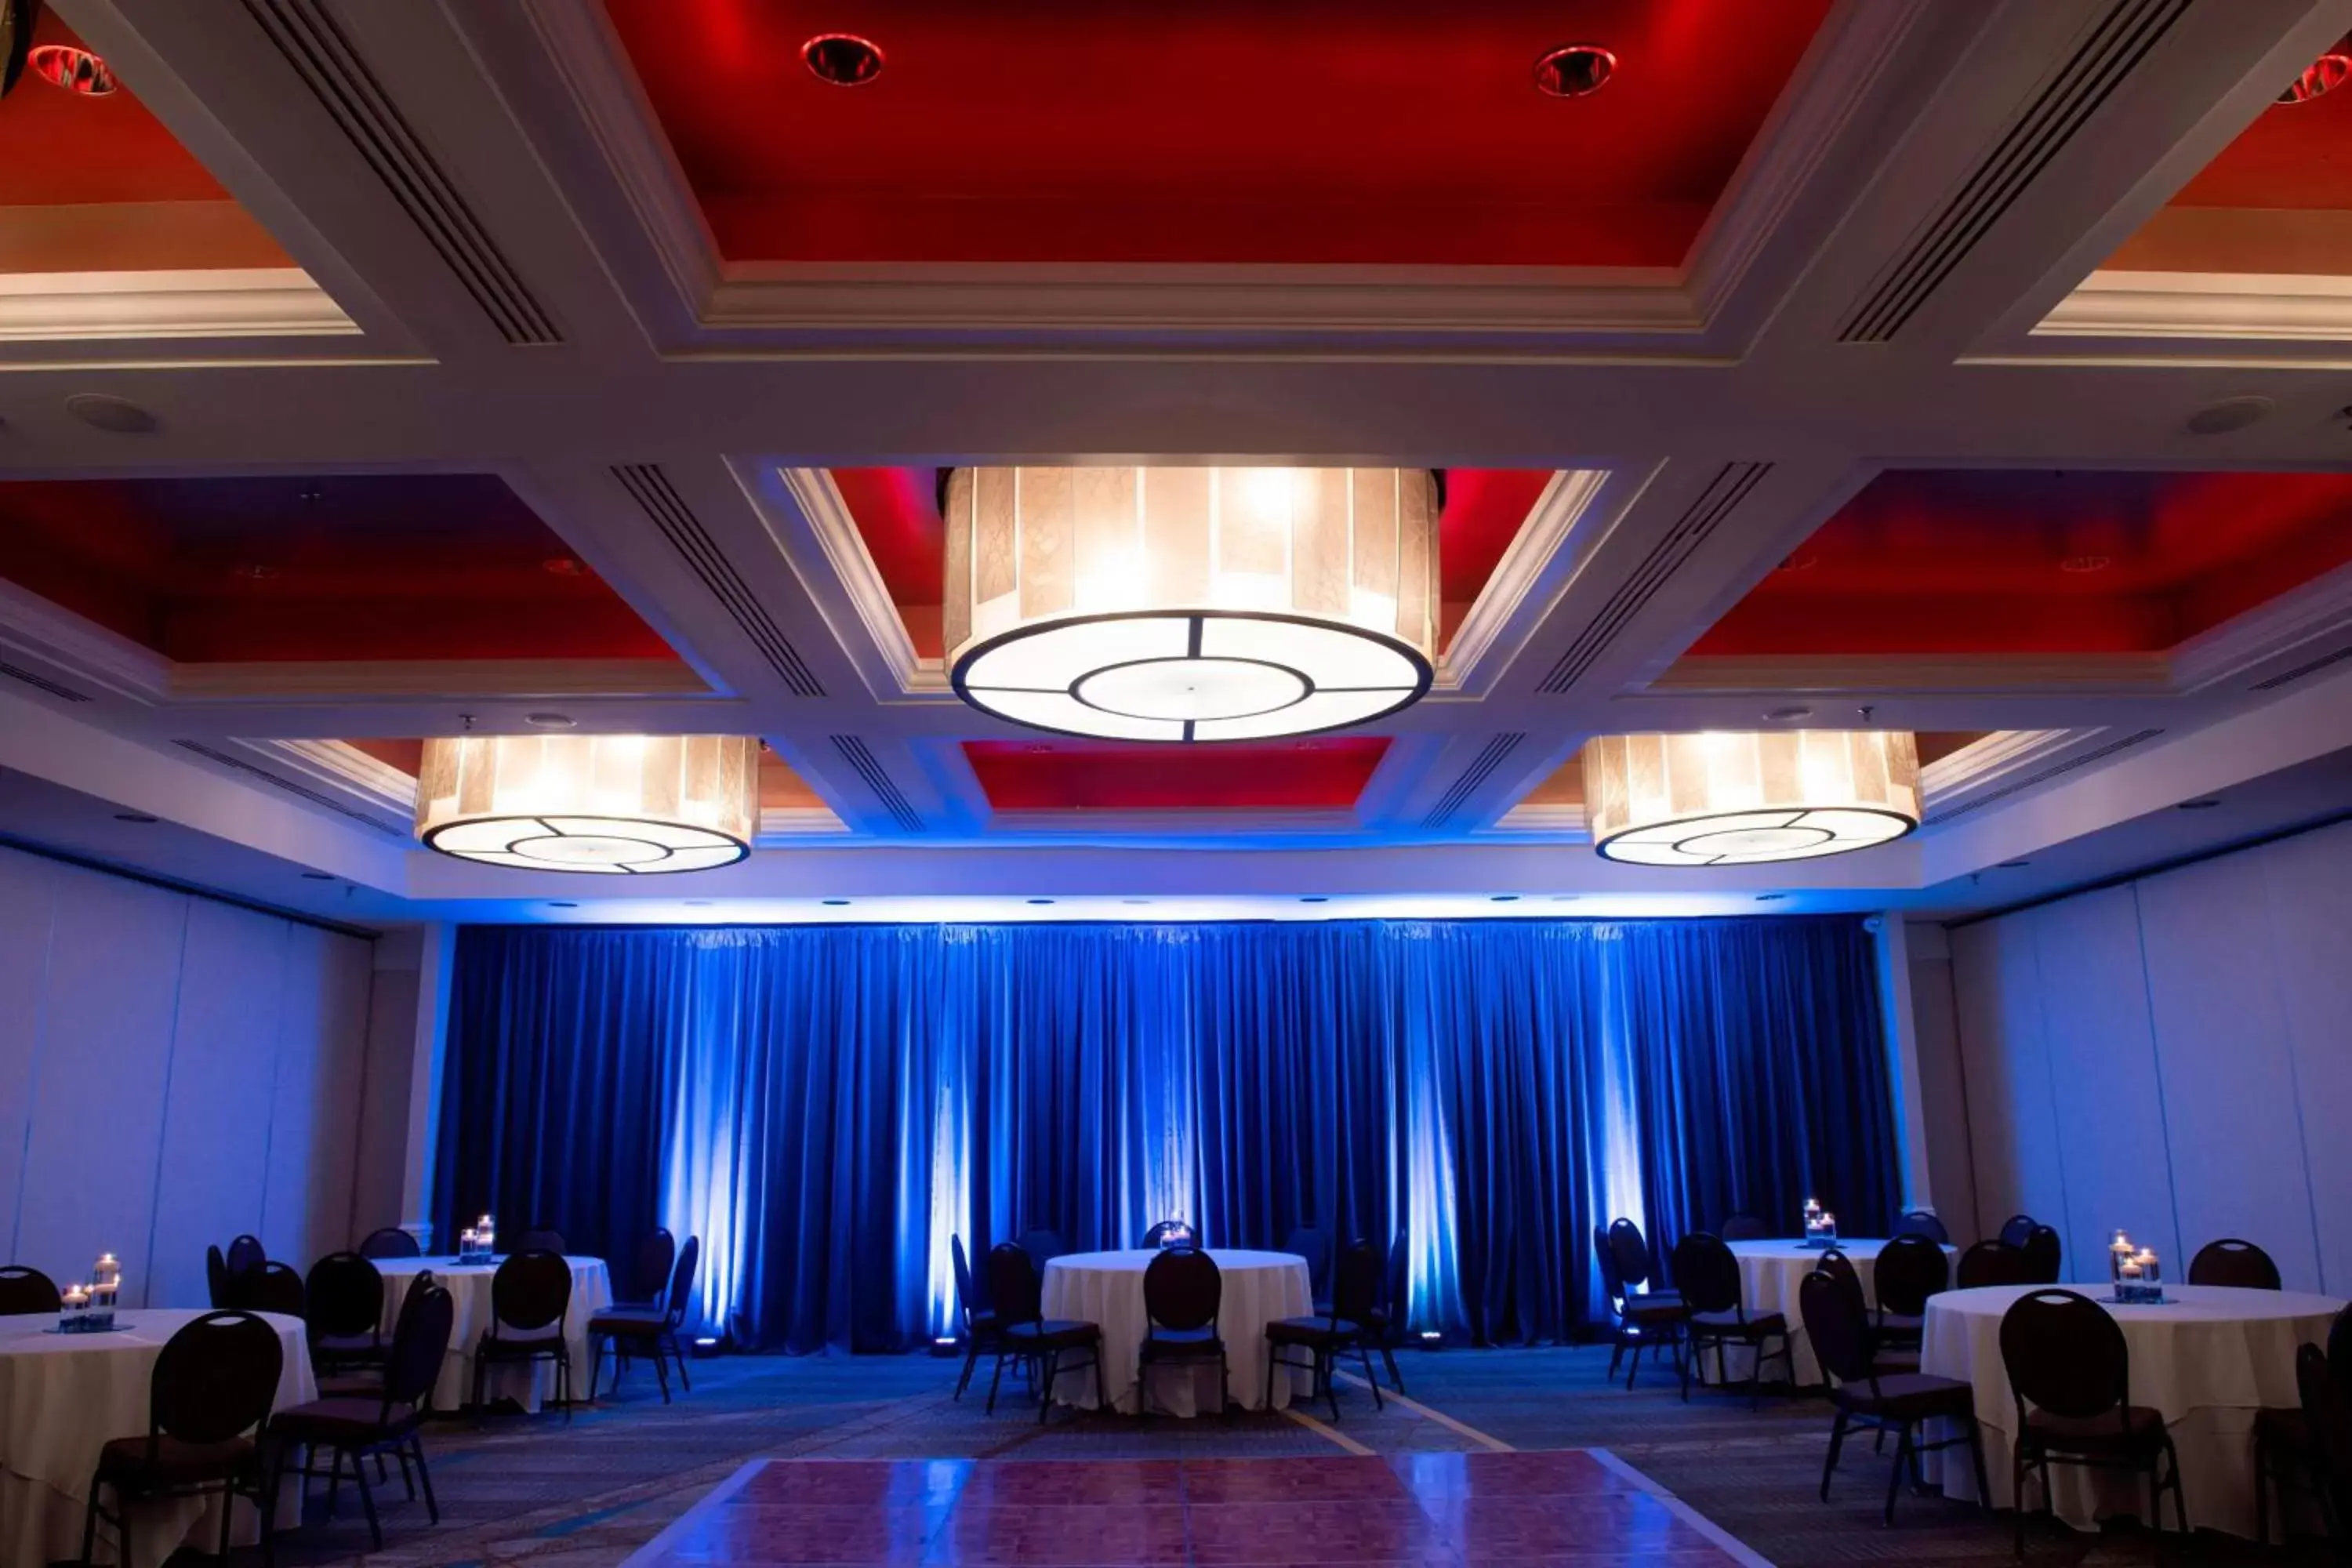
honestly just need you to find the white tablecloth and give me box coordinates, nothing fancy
[1040,1249,1313,1416]
[0,1308,314,1566]
[379,1257,610,1413]
[1919,1282,2343,1538]
[1723,1238,1956,1386]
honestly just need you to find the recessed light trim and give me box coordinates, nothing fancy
[1755,893,1788,902]
[64,394,155,434]
[29,44,114,95]
[2058,554,2111,575]
[803,33,884,86]
[2280,40,2350,103]
[2178,798,2222,811]
[2185,394,2274,435]
[1534,43,1615,99]
[113,811,159,825]
[1997,859,2031,869]
[301,871,336,880]
[523,713,576,730]
[1299,895,1330,903]
[1490,894,1520,902]
[822,898,851,906]
[1026,898,1056,906]
[548,901,579,909]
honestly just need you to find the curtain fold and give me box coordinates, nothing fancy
[438,916,1896,1352]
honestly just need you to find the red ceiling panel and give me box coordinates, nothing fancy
[833,466,1552,659]
[967,737,1390,811]
[2108,74,2352,274]
[605,1,1832,267]
[1694,469,2352,657]
[0,475,678,663]
[0,15,289,271]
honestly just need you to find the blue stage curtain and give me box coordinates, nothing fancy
[437,916,1894,1352]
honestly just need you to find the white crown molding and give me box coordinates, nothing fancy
[2170,560,2352,693]
[1917,728,2078,815]
[167,659,715,702]
[1652,652,2172,695]
[246,739,417,825]
[763,466,950,700]
[2036,270,2352,343]
[757,807,851,839]
[0,583,170,704]
[0,269,356,343]
[1436,469,1610,695]
[980,808,1373,845]
[1484,802,1592,840]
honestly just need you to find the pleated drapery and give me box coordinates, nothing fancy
[438,917,1896,1352]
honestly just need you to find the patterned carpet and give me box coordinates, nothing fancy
[165,1346,2336,1567]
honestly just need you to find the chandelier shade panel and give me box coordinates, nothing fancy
[1581,730,1921,866]
[415,734,759,873]
[943,466,1438,742]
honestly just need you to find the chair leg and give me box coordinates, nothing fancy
[412,1435,441,1525]
[221,1476,237,1559]
[1820,1407,1849,1501]
[1323,1348,1341,1422]
[1624,1338,1642,1392]
[956,1339,982,1400]
[673,1332,691,1392]
[1606,1332,1624,1383]
[1677,1337,1692,1402]
[1380,1339,1405,1395]
[1358,1343,1384,1411]
[2012,1446,2029,1557]
[2165,1439,2188,1535]
[653,1338,673,1404]
[327,1443,345,1519]
[1094,1344,1106,1414]
[1967,1417,1991,1511]
[352,1443,385,1551]
[1037,1349,1059,1425]
[1884,1426,1910,1526]
[1265,1344,1279,1410]
[78,1480,103,1568]
[985,1347,1007,1414]
[397,1441,417,1500]
[2255,1429,2270,1544]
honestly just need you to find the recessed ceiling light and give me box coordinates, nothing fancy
[29,45,114,95]
[541,557,585,576]
[113,811,159,824]
[2058,554,2111,574]
[684,899,713,906]
[548,901,578,909]
[1120,898,1151,906]
[1765,705,1813,723]
[1026,898,1056,906]
[1300,895,1330,903]
[2178,798,2222,811]
[1534,43,1615,98]
[231,562,279,581]
[1997,859,2031,869]
[1755,893,1788,902]
[1551,895,1579,902]
[64,394,155,434]
[804,33,884,86]
[2280,38,2350,103]
[1490,894,1520,902]
[822,898,851,906]
[523,712,576,729]
[2185,394,2274,435]
[301,871,336,880]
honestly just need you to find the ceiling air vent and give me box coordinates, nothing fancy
[2250,642,2352,691]
[1537,462,1770,695]
[1422,733,1527,829]
[829,735,923,832]
[1838,0,2189,343]
[172,742,408,834]
[0,658,92,703]
[613,464,825,698]
[1924,728,2165,826]
[239,0,561,345]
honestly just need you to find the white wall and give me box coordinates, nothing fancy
[0,843,374,1306]
[1940,817,2352,1294]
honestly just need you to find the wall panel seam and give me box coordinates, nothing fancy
[9,871,57,1264]
[2257,857,2330,1293]
[2127,882,2187,1267]
[140,902,196,1309]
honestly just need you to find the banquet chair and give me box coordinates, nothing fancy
[236,1260,309,1318]
[947,1235,1003,1401]
[1138,1245,1232,1417]
[1893,1210,1951,1245]
[1672,1231,1793,1408]
[2189,1237,2281,1290]
[615,1226,677,1309]
[1957,1239,2033,1288]
[1813,1254,1919,1378]
[2252,1303,2352,1543]
[515,1228,567,1254]
[2020,1225,2063,1285]
[590,1235,700,1403]
[1607,1219,1675,1307]
[1998,1288,2187,1552]
[226,1232,267,1277]
[1593,1225,1686,1390]
[472,1249,575,1420]
[270,1278,454,1550]
[2299,1341,2352,1546]
[207,1243,231,1308]
[1360,1228,1409,1394]
[1719,1213,1772,1242]
[1282,1225,1332,1303]
[1997,1214,2038,1250]
[0,1263,60,1315]
[81,1309,285,1568]
[1871,1236,1950,1349]
[305,1251,387,1375]
[1140,1219,1197,1250]
[358,1226,420,1261]
[1266,1239,1385,1421]
[982,1242,1104,1423]
[1017,1226,1065,1276]
[1802,1269,1989,1524]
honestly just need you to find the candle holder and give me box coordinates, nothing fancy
[57,1283,113,1334]
[459,1214,496,1265]
[1803,1210,1838,1249]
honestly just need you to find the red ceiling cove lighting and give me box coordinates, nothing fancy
[2278,37,2350,104]
[803,33,884,87]
[1534,44,1616,99]
[27,44,113,96]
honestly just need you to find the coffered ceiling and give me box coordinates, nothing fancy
[2,0,2351,927]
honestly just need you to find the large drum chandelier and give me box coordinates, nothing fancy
[1581,731,1920,866]
[416,735,758,873]
[942,466,1438,742]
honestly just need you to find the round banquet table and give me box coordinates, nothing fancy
[1722,1239,1956,1387]
[1918,1282,2344,1539]
[0,1308,314,1566]
[1040,1249,1314,1416]
[379,1255,611,1413]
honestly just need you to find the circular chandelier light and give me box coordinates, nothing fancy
[942,466,1438,742]
[415,735,757,873]
[1581,730,1920,866]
